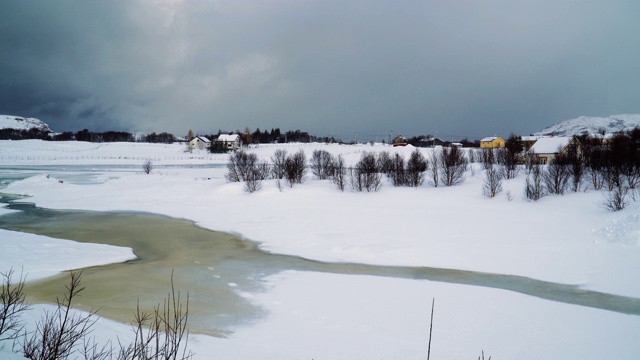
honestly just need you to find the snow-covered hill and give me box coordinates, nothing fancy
[0,115,53,132]
[535,114,640,137]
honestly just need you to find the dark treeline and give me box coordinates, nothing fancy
[1,126,340,144]
[0,128,51,140]
[245,128,338,144]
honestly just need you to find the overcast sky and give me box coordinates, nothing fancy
[1,1,639,141]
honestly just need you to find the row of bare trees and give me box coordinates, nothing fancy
[0,268,193,360]
[226,147,471,193]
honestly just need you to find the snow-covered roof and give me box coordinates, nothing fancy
[529,137,572,154]
[191,136,210,143]
[480,136,500,142]
[217,134,240,142]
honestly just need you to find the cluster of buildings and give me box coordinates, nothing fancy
[187,134,242,151]
[191,131,582,165]
[479,135,581,164]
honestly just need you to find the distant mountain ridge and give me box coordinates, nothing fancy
[0,115,53,133]
[534,114,640,137]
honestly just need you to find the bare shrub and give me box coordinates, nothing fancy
[406,149,427,187]
[601,133,628,191]
[467,148,477,164]
[12,271,193,360]
[243,161,269,193]
[143,159,153,175]
[428,149,440,187]
[350,152,381,192]
[482,166,503,198]
[226,150,256,182]
[331,155,347,191]
[117,273,193,360]
[226,151,268,192]
[602,185,629,211]
[543,151,570,195]
[523,150,539,174]
[496,148,519,179]
[481,149,496,170]
[0,268,29,348]
[389,153,406,186]
[439,146,468,186]
[566,141,585,192]
[284,150,307,187]
[583,138,605,190]
[376,151,394,177]
[525,162,544,201]
[270,149,288,180]
[19,271,100,360]
[310,150,335,180]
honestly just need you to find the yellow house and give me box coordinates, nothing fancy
[480,136,506,149]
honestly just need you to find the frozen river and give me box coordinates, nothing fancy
[1,166,639,337]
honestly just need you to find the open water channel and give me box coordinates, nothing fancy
[1,166,640,337]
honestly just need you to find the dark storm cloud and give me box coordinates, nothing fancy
[1,1,639,140]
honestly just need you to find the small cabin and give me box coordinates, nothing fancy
[188,136,211,151]
[215,134,242,151]
[529,137,582,164]
[480,136,506,149]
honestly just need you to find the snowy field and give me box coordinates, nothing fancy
[1,140,640,359]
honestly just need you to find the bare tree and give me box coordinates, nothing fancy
[496,148,519,179]
[376,151,394,177]
[350,152,381,192]
[406,149,427,187]
[582,137,605,190]
[481,149,496,170]
[186,130,194,153]
[565,141,585,192]
[601,133,627,191]
[482,165,503,198]
[523,150,539,174]
[428,149,440,187]
[543,150,570,195]
[270,149,287,180]
[310,150,335,180]
[225,151,267,182]
[0,268,29,349]
[143,159,153,175]
[525,162,544,201]
[467,148,477,164]
[243,161,269,193]
[284,150,307,187]
[241,127,253,148]
[330,154,347,192]
[439,146,468,186]
[389,153,406,186]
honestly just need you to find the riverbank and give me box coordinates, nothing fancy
[1,140,640,359]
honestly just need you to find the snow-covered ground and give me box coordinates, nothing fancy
[1,140,639,359]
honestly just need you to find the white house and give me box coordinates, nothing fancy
[188,136,211,151]
[529,137,581,164]
[215,134,242,151]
